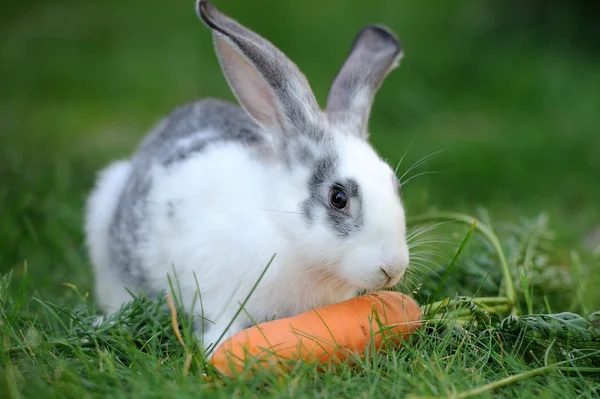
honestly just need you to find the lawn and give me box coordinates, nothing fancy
[1,0,600,397]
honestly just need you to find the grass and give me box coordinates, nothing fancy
[2,213,600,398]
[1,0,600,397]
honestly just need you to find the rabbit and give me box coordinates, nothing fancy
[84,0,410,351]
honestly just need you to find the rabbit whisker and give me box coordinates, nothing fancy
[401,170,443,187]
[394,135,416,175]
[399,149,445,182]
[406,220,453,241]
[260,208,304,215]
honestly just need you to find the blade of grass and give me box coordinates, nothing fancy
[166,293,192,376]
[569,251,588,315]
[453,351,600,398]
[429,219,477,306]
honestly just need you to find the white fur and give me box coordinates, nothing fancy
[84,160,135,314]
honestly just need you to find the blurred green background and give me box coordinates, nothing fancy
[1,0,599,305]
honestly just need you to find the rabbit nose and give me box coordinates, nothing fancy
[380,267,391,281]
[379,267,396,286]
[380,252,409,283]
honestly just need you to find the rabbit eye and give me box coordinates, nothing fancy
[329,187,348,210]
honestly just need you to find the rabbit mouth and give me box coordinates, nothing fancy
[342,274,399,292]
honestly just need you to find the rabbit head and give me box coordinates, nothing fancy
[197,0,409,291]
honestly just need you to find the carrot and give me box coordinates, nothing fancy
[208,290,422,377]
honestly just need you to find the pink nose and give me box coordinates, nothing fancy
[380,267,392,283]
[380,251,409,282]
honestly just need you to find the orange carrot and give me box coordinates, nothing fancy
[209,291,421,377]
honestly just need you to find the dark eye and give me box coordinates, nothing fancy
[329,187,348,210]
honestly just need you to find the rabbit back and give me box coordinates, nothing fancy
[135,99,268,167]
[87,99,272,313]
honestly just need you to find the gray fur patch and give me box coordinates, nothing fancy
[392,172,401,195]
[326,178,363,238]
[301,155,364,237]
[136,99,267,167]
[167,200,176,220]
[295,144,315,166]
[345,178,364,225]
[327,212,353,237]
[161,141,209,167]
[109,164,153,286]
[302,154,336,222]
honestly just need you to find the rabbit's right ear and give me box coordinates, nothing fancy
[196,0,322,141]
[326,25,403,140]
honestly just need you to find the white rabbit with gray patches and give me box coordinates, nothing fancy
[85,0,410,350]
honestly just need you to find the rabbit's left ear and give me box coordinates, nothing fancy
[326,25,403,140]
[196,0,322,141]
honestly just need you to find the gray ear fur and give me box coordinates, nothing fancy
[326,25,403,139]
[196,0,321,141]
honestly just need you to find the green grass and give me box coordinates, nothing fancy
[2,215,600,398]
[1,0,600,397]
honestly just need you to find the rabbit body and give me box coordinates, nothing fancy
[85,0,411,350]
